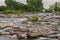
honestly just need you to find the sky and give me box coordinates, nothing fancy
[0,0,60,9]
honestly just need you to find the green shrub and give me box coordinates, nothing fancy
[3,10,24,14]
[29,16,38,22]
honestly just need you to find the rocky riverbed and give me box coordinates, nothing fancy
[0,13,60,40]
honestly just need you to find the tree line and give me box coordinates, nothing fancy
[0,0,60,14]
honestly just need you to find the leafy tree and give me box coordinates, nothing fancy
[54,2,60,12]
[45,9,53,13]
[5,0,24,10]
[49,2,60,12]
[23,5,36,12]
[0,6,8,11]
[5,0,15,9]
[27,0,43,12]
[4,0,44,13]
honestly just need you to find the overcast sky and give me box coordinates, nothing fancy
[0,0,60,9]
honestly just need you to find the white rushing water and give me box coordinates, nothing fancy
[0,18,27,23]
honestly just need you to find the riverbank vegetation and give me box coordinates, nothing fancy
[0,0,43,14]
[0,0,60,14]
